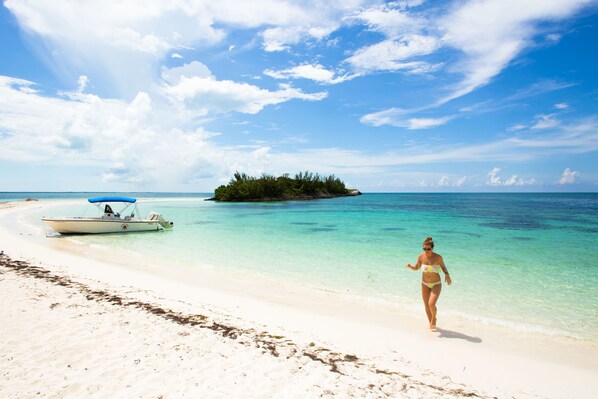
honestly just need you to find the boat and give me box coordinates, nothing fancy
[42,196,173,234]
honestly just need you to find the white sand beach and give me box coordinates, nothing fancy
[1,200,597,399]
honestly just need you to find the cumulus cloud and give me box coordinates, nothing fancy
[0,75,308,188]
[156,61,329,117]
[162,76,327,116]
[264,64,357,84]
[487,167,502,185]
[439,175,467,187]
[559,168,580,184]
[161,61,214,84]
[76,75,89,93]
[487,167,535,186]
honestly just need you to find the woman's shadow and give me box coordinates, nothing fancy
[434,328,482,343]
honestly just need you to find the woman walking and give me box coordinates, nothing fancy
[406,237,451,329]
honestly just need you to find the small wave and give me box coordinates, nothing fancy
[443,310,584,340]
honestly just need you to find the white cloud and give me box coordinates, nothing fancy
[0,75,321,188]
[6,0,591,108]
[162,77,327,116]
[264,64,357,84]
[77,75,89,93]
[531,113,560,130]
[487,167,535,186]
[158,61,328,116]
[349,1,591,128]
[504,175,527,186]
[507,124,528,132]
[438,175,467,187]
[261,27,303,52]
[546,33,562,42]
[508,80,577,101]
[161,61,214,85]
[346,36,441,73]
[360,107,453,129]
[437,0,592,104]
[256,1,365,52]
[488,167,503,185]
[405,116,453,129]
[559,168,580,184]
[395,1,426,8]
[4,0,368,95]
[353,4,425,39]
[346,1,590,107]
[454,176,467,187]
[507,103,577,132]
[4,0,227,96]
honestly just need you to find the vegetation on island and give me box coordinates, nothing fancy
[211,171,360,202]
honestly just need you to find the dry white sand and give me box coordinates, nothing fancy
[1,200,597,399]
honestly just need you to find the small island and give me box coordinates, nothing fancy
[209,171,361,202]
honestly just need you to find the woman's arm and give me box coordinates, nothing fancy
[439,256,452,285]
[406,256,422,271]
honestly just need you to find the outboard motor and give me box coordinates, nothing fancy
[147,212,174,229]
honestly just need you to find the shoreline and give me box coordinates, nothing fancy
[1,200,597,398]
[0,252,482,398]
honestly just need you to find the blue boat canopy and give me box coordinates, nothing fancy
[88,196,137,203]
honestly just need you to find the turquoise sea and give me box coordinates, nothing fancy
[3,192,598,341]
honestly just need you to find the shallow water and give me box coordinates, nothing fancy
[10,192,598,341]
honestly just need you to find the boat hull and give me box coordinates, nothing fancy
[42,217,162,234]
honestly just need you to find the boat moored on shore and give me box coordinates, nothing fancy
[42,196,173,234]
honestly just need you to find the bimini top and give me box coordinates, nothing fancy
[88,196,137,203]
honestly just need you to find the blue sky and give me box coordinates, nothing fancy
[0,0,597,192]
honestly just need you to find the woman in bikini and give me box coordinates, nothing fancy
[406,236,451,329]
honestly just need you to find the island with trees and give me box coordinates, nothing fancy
[210,171,361,202]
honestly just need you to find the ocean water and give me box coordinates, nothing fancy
[5,192,598,341]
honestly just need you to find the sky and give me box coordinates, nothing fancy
[0,0,597,193]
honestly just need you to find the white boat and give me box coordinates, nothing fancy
[42,196,173,234]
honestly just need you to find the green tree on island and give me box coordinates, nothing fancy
[212,171,359,202]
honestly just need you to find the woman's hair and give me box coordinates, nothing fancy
[423,236,434,248]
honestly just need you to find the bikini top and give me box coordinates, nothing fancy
[422,264,442,273]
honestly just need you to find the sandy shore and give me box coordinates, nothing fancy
[1,200,597,398]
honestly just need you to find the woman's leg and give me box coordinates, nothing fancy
[428,284,442,329]
[421,284,432,324]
